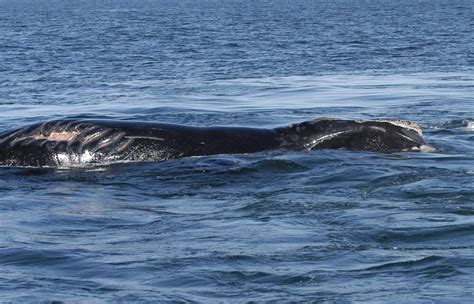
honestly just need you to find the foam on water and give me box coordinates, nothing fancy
[461,121,474,132]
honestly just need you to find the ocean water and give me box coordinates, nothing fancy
[1,0,473,302]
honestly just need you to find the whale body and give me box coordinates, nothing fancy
[0,118,431,167]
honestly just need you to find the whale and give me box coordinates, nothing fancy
[0,118,432,167]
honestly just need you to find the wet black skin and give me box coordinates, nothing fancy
[0,118,429,167]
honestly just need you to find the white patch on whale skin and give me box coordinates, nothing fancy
[369,126,386,133]
[33,131,80,141]
[376,120,423,136]
[404,144,436,152]
[124,136,164,141]
[82,130,112,145]
[312,118,423,136]
[304,131,346,150]
[419,145,436,152]
[398,133,417,143]
[55,150,96,166]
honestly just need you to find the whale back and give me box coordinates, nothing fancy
[0,119,280,167]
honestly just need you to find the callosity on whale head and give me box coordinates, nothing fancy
[276,118,433,153]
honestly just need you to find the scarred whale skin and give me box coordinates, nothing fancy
[0,118,431,167]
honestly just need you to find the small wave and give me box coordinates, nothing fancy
[375,223,474,246]
[213,157,307,175]
[355,256,463,279]
[0,248,78,267]
[359,255,443,271]
[251,159,307,172]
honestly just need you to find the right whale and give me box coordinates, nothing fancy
[0,118,432,167]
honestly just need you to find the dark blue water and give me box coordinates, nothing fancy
[1,0,473,302]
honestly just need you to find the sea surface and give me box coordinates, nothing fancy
[0,0,473,302]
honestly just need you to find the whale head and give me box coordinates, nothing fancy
[277,118,433,153]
